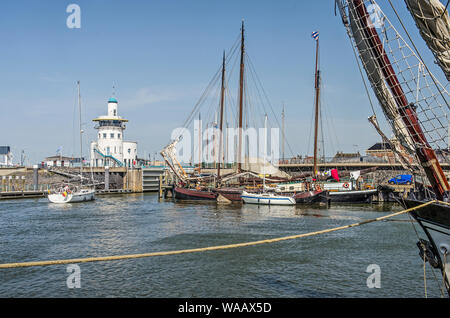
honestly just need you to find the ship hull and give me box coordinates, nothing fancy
[214,188,260,202]
[241,191,296,205]
[48,189,95,204]
[173,187,218,201]
[293,190,329,204]
[328,189,377,203]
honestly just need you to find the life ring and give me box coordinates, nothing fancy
[343,182,349,189]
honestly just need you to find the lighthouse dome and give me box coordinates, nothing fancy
[108,97,118,103]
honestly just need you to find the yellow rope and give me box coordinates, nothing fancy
[0,200,438,269]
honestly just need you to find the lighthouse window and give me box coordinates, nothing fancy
[118,134,121,139]
[113,110,116,116]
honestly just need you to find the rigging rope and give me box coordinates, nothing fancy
[171,34,242,142]
[246,53,296,159]
[387,0,449,108]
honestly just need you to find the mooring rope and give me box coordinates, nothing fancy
[0,200,439,269]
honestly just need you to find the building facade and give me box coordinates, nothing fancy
[90,97,138,168]
[0,146,12,166]
[43,156,81,167]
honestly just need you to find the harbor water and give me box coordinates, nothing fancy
[0,194,443,298]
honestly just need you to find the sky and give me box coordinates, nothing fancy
[0,0,446,165]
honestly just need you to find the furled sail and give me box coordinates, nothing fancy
[405,0,450,81]
[241,157,291,179]
[337,0,450,198]
[160,138,188,183]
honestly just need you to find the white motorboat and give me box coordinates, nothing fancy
[241,190,296,205]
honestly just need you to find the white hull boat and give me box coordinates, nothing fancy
[241,190,296,206]
[48,188,95,204]
[48,81,96,205]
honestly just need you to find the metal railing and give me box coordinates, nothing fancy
[0,184,51,193]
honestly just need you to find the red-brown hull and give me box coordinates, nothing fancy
[174,187,218,201]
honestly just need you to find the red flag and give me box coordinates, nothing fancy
[331,169,339,181]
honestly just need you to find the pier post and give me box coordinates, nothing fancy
[159,174,163,198]
[1,176,5,192]
[33,165,39,191]
[105,166,110,191]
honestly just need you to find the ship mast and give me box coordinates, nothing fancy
[237,20,245,173]
[198,113,202,173]
[218,51,226,179]
[77,80,83,184]
[352,0,449,199]
[313,34,320,177]
[281,103,285,162]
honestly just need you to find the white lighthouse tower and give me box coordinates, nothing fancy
[90,96,138,168]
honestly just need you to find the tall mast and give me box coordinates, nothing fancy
[237,20,245,172]
[206,123,209,166]
[281,103,285,162]
[77,80,83,183]
[198,113,202,172]
[218,51,226,179]
[263,114,268,191]
[313,34,320,177]
[213,111,217,169]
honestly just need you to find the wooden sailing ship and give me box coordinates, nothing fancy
[163,22,297,202]
[337,0,450,296]
[288,29,376,204]
[163,22,335,204]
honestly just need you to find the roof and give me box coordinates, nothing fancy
[108,97,118,103]
[45,155,79,161]
[367,142,392,151]
[0,146,10,155]
[92,116,128,122]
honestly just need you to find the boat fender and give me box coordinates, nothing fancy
[439,243,450,255]
[343,183,349,189]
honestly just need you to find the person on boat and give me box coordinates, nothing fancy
[63,185,72,194]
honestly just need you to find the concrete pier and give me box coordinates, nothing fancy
[33,165,38,191]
